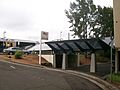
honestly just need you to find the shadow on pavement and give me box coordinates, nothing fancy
[69,63,111,77]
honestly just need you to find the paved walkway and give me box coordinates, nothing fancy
[71,63,111,77]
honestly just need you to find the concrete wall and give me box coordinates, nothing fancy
[113,0,120,48]
[42,55,53,64]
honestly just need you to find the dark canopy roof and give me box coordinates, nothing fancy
[45,38,110,54]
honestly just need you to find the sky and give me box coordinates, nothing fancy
[0,0,113,41]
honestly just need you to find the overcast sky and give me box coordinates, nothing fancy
[0,0,113,41]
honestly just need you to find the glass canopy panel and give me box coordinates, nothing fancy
[87,40,102,49]
[58,43,69,50]
[50,43,61,50]
[66,42,80,52]
[76,41,90,50]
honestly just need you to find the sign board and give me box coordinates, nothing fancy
[41,31,49,40]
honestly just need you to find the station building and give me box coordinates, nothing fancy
[0,38,37,52]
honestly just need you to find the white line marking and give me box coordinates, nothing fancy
[10,66,16,69]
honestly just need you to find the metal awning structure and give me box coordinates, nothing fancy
[45,38,110,54]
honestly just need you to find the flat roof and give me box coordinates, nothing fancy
[45,38,110,54]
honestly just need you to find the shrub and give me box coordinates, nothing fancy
[15,50,23,59]
[107,73,120,83]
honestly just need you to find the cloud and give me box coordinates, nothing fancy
[0,0,113,41]
[0,0,34,31]
[0,10,33,31]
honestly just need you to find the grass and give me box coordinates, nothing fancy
[107,73,120,83]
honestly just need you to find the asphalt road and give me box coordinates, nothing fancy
[0,61,102,90]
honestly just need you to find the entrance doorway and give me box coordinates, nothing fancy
[56,54,63,68]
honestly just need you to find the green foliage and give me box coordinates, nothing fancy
[65,0,96,39]
[65,0,113,38]
[15,50,23,59]
[94,6,114,38]
[107,73,120,83]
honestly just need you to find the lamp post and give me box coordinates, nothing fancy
[60,31,62,40]
[110,31,113,82]
[68,33,70,40]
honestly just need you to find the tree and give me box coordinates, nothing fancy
[65,0,113,39]
[65,0,97,39]
[97,6,114,38]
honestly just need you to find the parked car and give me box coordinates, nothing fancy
[3,47,30,55]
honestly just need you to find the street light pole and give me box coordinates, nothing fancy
[68,33,70,40]
[60,32,62,40]
[110,31,113,82]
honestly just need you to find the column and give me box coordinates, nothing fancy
[62,53,66,70]
[77,53,80,67]
[115,51,118,73]
[90,53,96,73]
[13,42,16,47]
[53,54,56,68]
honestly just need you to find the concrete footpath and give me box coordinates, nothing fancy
[0,59,119,90]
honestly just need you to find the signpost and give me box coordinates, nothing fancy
[39,31,48,64]
[3,31,6,51]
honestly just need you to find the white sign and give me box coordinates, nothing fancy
[41,31,48,40]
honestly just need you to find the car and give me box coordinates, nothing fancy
[3,47,30,55]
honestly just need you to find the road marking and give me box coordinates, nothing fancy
[10,66,16,69]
